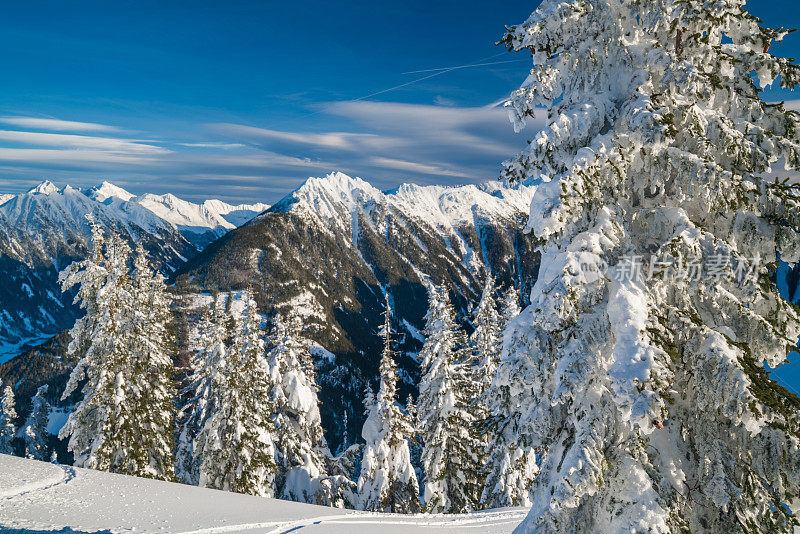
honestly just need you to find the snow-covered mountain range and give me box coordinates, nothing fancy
[176,171,539,450]
[1,180,269,250]
[0,180,268,359]
[0,172,539,455]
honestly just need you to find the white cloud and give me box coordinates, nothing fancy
[208,123,395,152]
[368,156,475,178]
[178,142,246,149]
[0,98,539,201]
[324,100,529,157]
[0,130,168,154]
[0,117,122,133]
[0,148,161,167]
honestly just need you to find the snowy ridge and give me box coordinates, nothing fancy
[278,171,535,232]
[0,179,270,250]
[202,198,271,227]
[0,454,527,533]
[270,171,536,265]
[0,179,269,361]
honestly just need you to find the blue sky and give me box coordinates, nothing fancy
[0,1,797,204]
[0,2,799,391]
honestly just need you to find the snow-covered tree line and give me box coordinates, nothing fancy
[1,223,523,511]
[490,0,800,532]
[414,278,527,513]
[2,215,526,512]
[176,291,355,506]
[0,383,54,461]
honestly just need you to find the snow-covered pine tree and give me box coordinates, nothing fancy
[266,312,331,502]
[60,215,107,370]
[357,295,420,513]
[480,442,539,509]
[480,279,537,510]
[494,1,800,531]
[470,276,503,379]
[59,229,176,480]
[499,284,521,329]
[176,297,228,485]
[417,285,484,513]
[0,385,17,454]
[22,385,51,460]
[59,225,135,473]
[117,244,176,478]
[193,291,277,496]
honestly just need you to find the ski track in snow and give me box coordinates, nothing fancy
[0,455,527,534]
[174,510,529,534]
[0,461,75,499]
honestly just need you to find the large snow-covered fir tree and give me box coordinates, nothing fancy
[417,285,485,513]
[190,291,277,496]
[22,385,51,461]
[492,0,800,531]
[0,385,17,454]
[59,225,175,480]
[357,295,420,514]
[266,312,332,503]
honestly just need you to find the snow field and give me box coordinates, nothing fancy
[0,454,527,533]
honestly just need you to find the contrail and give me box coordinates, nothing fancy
[402,59,527,75]
[303,51,525,115]
[351,52,522,103]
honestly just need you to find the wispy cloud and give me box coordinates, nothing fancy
[0,148,161,167]
[178,142,246,149]
[0,98,537,202]
[0,117,122,133]
[208,123,394,152]
[368,156,474,178]
[0,130,168,153]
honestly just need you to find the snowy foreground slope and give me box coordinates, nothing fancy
[0,455,527,533]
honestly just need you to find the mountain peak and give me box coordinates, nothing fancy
[28,180,60,195]
[302,171,379,196]
[280,172,383,217]
[88,181,136,202]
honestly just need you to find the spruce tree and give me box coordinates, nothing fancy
[417,285,484,513]
[0,385,17,454]
[192,291,278,496]
[176,298,227,485]
[480,281,536,510]
[469,276,502,379]
[60,230,176,480]
[266,312,330,502]
[59,226,134,473]
[494,1,800,531]
[122,244,176,478]
[22,385,51,461]
[499,284,521,330]
[357,295,420,513]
